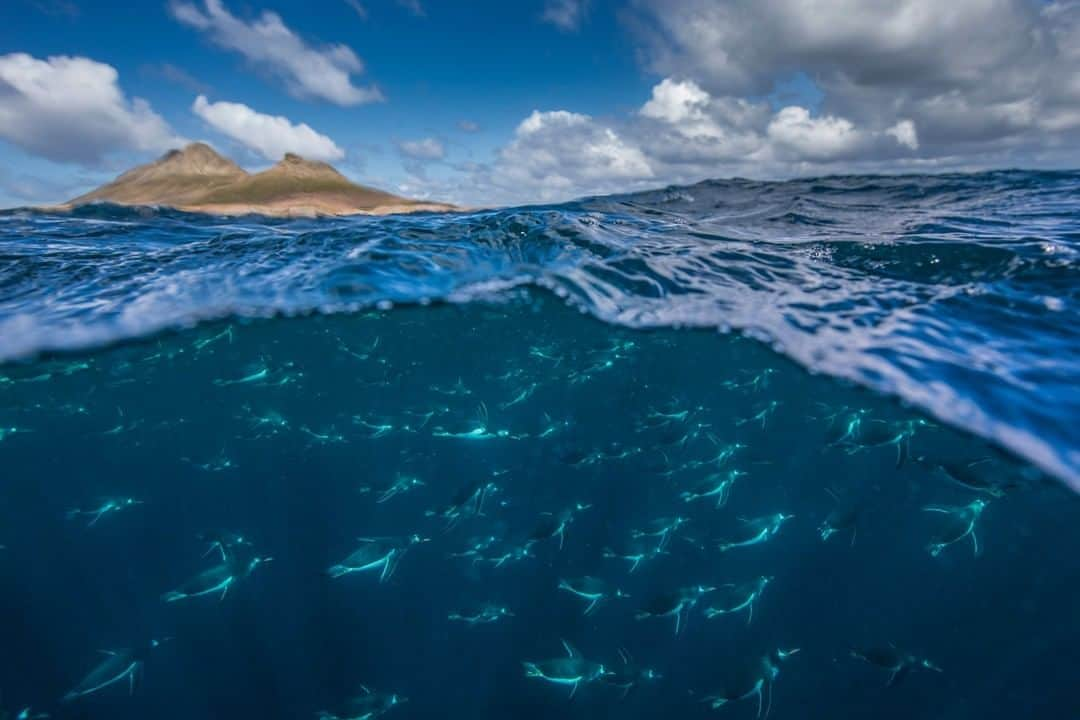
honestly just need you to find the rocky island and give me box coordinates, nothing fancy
[64,143,456,217]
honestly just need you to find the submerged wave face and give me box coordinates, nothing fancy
[0,170,1077,487]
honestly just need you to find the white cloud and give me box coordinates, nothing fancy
[397,137,445,161]
[192,95,344,162]
[458,120,480,133]
[407,2,1080,206]
[424,79,940,206]
[541,0,588,32]
[489,110,653,202]
[887,119,919,150]
[630,0,1080,158]
[767,106,863,161]
[170,0,383,106]
[0,53,180,165]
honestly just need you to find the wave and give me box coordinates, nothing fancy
[1,170,1078,488]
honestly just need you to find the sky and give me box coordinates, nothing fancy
[1,0,1079,208]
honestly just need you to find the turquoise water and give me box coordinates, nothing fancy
[0,171,1078,719]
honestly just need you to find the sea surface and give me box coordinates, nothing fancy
[0,171,1078,720]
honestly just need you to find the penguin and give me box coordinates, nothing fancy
[923,499,988,556]
[601,648,661,698]
[703,576,772,625]
[636,585,715,635]
[680,470,744,508]
[557,576,630,616]
[702,648,798,719]
[62,639,168,702]
[65,497,142,527]
[316,686,407,720]
[522,640,609,700]
[327,535,427,582]
[448,604,514,626]
[716,514,793,552]
[850,646,942,687]
[162,552,270,603]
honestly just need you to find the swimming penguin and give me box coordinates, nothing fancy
[522,640,610,699]
[526,503,591,551]
[920,457,1013,498]
[196,530,253,561]
[845,418,928,467]
[61,638,169,702]
[735,401,781,430]
[716,513,793,552]
[819,489,858,545]
[327,535,427,582]
[448,604,514,626]
[603,538,667,573]
[557,576,630,615]
[65,497,142,527]
[702,648,799,719]
[680,470,745,508]
[601,648,661,698]
[426,481,498,529]
[922,499,988,556]
[822,408,868,448]
[0,698,48,720]
[636,585,715,635]
[850,646,942,687]
[630,516,689,552]
[11,709,49,719]
[475,541,533,569]
[359,475,425,504]
[703,576,772,625]
[162,551,271,602]
[316,686,407,720]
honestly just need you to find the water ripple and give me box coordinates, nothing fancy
[1,170,1077,487]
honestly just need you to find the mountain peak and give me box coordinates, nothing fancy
[269,152,345,180]
[154,143,246,177]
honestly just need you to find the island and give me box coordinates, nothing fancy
[62,143,456,217]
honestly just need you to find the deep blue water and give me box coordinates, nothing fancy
[0,171,1078,720]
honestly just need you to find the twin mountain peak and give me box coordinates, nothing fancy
[67,143,455,217]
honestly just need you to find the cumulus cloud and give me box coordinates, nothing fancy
[488,110,652,202]
[170,0,383,106]
[414,1,1080,206]
[0,53,180,165]
[541,0,588,32]
[397,137,445,161]
[887,120,919,151]
[192,95,344,162]
[629,0,1080,158]
[426,78,929,206]
[766,106,863,161]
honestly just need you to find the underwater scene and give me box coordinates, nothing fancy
[1,172,1079,720]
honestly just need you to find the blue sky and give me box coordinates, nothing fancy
[2,0,1079,207]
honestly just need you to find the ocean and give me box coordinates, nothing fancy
[0,171,1078,720]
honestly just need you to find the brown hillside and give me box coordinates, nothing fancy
[66,144,456,217]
